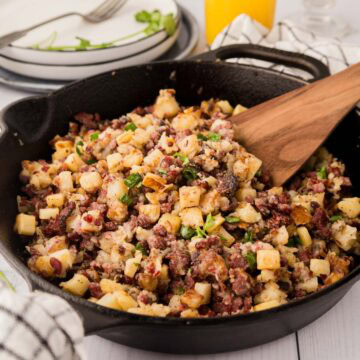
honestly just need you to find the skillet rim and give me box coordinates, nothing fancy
[1,58,359,327]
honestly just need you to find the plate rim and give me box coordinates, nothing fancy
[6,0,180,54]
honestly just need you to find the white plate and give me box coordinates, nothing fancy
[0,26,180,80]
[0,0,179,65]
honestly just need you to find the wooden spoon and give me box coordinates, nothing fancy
[229,62,360,186]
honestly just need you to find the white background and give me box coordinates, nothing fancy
[1,0,360,359]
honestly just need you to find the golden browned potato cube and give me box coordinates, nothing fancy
[138,273,158,292]
[254,299,284,312]
[39,208,59,220]
[233,104,247,115]
[180,309,199,318]
[158,213,181,234]
[200,189,220,215]
[271,226,289,246]
[30,172,52,189]
[139,204,161,223]
[194,282,211,304]
[234,202,261,223]
[106,179,128,200]
[153,89,180,119]
[15,213,36,236]
[80,210,103,233]
[114,290,138,311]
[124,251,142,278]
[56,171,74,192]
[107,201,128,223]
[179,207,204,228]
[60,274,90,296]
[257,249,281,270]
[179,186,202,209]
[100,279,125,294]
[180,289,204,309]
[172,113,199,131]
[310,259,331,276]
[46,193,65,208]
[297,226,312,247]
[97,293,123,311]
[46,235,67,253]
[80,172,102,193]
[297,277,318,293]
[33,256,54,277]
[216,226,235,247]
[337,197,360,218]
[143,149,164,168]
[331,221,357,251]
[142,173,166,191]
[178,135,201,159]
[206,214,225,233]
[236,187,257,202]
[106,153,123,173]
[64,153,84,172]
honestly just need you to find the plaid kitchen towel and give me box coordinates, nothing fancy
[0,280,85,360]
[211,14,360,79]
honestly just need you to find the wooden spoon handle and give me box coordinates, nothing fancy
[230,62,360,186]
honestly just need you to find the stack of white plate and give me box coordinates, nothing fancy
[0,0,181,80]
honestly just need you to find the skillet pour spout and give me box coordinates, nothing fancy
[1,44,360,354]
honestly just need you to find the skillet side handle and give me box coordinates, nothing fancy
[191,44,330,81]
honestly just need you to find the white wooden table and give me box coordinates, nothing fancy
[1,0,360,359]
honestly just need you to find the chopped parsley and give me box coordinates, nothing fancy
[208,132,221,142]
[124,122,137,132]
[180,225,196,240]
[90,132,99,141]
[330,215,343,222]
[158,169,168,176]
[76,141,84,156]
[317,165,327,180]
[245,251,257,271]
[183,166,198,181]
[124,173,142,189]
[120,194,133,206]
[243,231,253,243]
[203,214,215,232]
[174,286,185,295]
[225,216,241,223]
[197,133,208,141]
[196,226,207,238]
[287,235,301,247]
[135,243,147,256]
[174,152,189,165]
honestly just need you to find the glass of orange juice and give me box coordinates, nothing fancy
[205,0,277,44]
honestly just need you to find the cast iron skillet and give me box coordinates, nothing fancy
[0,44,360,354]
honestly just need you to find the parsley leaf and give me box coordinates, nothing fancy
[124,122,137,132]
[317,165,327,179]
[120,194,133,206]
[245,251,257,271]
[180,225,196,240]
[158,169,168,176]
[208,132,221,141]
[175,286,185,295]
[203,214,215,232]
[86,158,97,165]
[197,133,208,141]
[183,166,198,181]
[196,226,207,238]
[76,141,84,156]
[90,132,99,141]
[225,216,241,223]
[330,215,343,222]
[243,231,253,243]
[135,243,147,256]
[124,173,142,189]
[174,152,189,165]
[287,235,301,247]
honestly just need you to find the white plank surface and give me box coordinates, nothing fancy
[0,0,360,359]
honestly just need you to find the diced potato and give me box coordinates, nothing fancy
[66,214,81,233]
[39,208,59,220]
[106,179,128,200]
[106,153,123,173]
[254,299,284,312]
[124,251,142,278]
[114,290,138,311]
[144,149,164,168]
[178,135,201,159]
[233,104,247,116]
[181,289,204,309]
[297,277,318,293]
[158,133,178,154]
[272,226,289,246]
[139,204,161,223]
[142,173,166,191]
[158,213,181,234]
[52,148,72,161]
[180,309,199,318]
[97,293,123,311]
[234,202,261,223]
[337,197,360,218]
[310,259,331,276]
[51,249,74,275]
[60,274,90,296]
[297,226,312,247]
[216,226,235,247]
[56,171,74,192]
[236,187,257,202]
[46,235,67,253]
[257,269,276,283]
[131,128,151,148]
[291,205,312,225]
[128,303,171,317]
[233,159,249,181]
[80,210,102,233]
[254,281,287,304]
[80,172,102,193]
[153,89,180,119]
[100,279,124,294]
[172,113,199,131]
[268,187,283,196]
[179,207,204,228]
[206,214,225,233]
[188,237,203,253]
[15,213,36,235]
[159,264,170,287]
[46,193,65,208]
[331,220,357,251]
[64,153,84,172]
[246,154,262,180]
[200,189,220,214]
[54,140,73,152]
[128,113,153,129]
[138,273,158,292]
[194,282,211,304]
[216,100,233,114]
[121,147,144,168]
[33,256,54,277]
[292,193,324,212]
[30,172,52,189]
[179,186,202,209]
[107,201,128,222]
[257,249,281,270]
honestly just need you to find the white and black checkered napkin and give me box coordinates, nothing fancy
[0,282,85,360]
[211,14,360,79]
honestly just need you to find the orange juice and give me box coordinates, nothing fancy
[205,0,277,44]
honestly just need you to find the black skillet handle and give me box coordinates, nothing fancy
[191,44,330,81]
